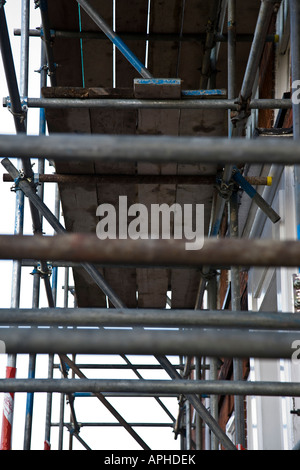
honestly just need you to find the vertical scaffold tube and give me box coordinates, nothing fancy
[290,0,300,255]
[0,4,23,448]
[229,190,246,448]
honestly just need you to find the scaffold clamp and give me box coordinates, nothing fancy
[5,96,27,122]
[215,178,236,201]
[31,262,53,279]
[10,168,34,193]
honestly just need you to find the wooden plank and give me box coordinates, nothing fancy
[147,0,181,78]
[176,0,210,89]
[90,85,138,307]
[135,81,180,308]
[170,268,202,309]
[170,182,213,309]
[147,0,207,84]
[71,266,107,308]
[115,0,149,87]
[47,0,83,87]
[170,106,226,308]
[80,0,113,88]
[94,181,138,308]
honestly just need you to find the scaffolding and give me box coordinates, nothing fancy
[0,0,299,451]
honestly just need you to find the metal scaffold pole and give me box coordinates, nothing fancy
[5,96,292,110]
[229,190,246,448]
[1,0,299,451]
[1,134,299,164]
[0,0,27,450]
[20,0,37,451]
[290,0,300,247]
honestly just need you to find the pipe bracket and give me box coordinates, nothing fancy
[31,262,53,279]
[231,94,252,127]
[5,96,28,122]
[215,178,236,201]
[10,167,35,193]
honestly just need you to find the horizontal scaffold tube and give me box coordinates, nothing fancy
[13,28,279,43]
[0,327,298,358]
[1,172,271,186]
[0,134,298,164]
[1,378,300,396]
[0,308,300,330]
[1,172,272,186]
[12,97,292,110]
[0,234,300,267]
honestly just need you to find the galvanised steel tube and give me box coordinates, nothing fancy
[13,28,279,44]
[36,0,57,86]
[0,5,26,134]
[207,278,218,450]
[16,97,292,110]
[23,97,238,109]
[227,0,236,105]
[0,4,36,186]
[76,0,152,79]
[2,234,300,268]
[1,135,299,164]
[199,0,222,89]
[0,308,299,330]
[229,190,245,448]
[1,173,274,186]
[51,422,174,428]
[240,0,280,101]
[250,98,292,109]
[19,0,30,105]
[0,327,298,358]
[290,0,300,264]
[0,0,29,451]
[222,0,236,236]
[1,379,300,397]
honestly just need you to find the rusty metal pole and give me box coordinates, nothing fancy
[2,233,300,267]
[229,190,246,448]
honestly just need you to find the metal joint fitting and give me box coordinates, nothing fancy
[231,94,252,126]
[215,179,235,201]
[37,262,53,279]
[10,170,25,192]
[200,268,217,281]
[10,168,36,193]
[30,263,52,279]
[5,96,28,122]
[263,0,282,14]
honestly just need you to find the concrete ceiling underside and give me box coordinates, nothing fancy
[44,0,261,309]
